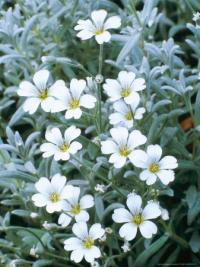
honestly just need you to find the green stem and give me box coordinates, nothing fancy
[96,44,104,134]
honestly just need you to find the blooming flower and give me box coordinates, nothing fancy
[64,222,105,263]
[130,144,178,185]
[32,174,72,213]
[101,127,147,168]
[52,78,96,119]
[40,126,82,161]
[17,70,65,114]
[74,9,121,44]
[58,185,94,227]
[112,193,161,240]
[103,71,146,104]
[109,97,145,128]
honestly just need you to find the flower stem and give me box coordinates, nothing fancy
[97,44,104,134]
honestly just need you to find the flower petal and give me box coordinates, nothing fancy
[18,81,37,96]
[32,193,48,207]
[110,127,128,145]
[72,222,88,239]
[84,246,101,263]
[127,194,142,214]
[139,221,157,239]
[142,202,161,220]
[89,223,105,240]
[147,145,162,162]
[58,213,72,227]
[23,98,40,114]
[159,156,178,169]
[112,208,132,223]
[101,140,118,154]
[80,94,96,108]
[119,222,137,241]
[70,249,84,263]
[104,16,121,30]
[157,170,175,185]
[140,170,157,185]
[70,78,86,99]
[109,153,127,168]
[64,237,82,251]
[80,195,94,209]
[95,31,111,44]
[68,141,82,154]
[129,149,148,168]
[64,126,81,143]
[33,70,49,89]
[45,127,63,145]
[75,210,89,222]
[91,10,107,26]
[51,173,66,193]
[127,130,147,149]
[35,177,52,194]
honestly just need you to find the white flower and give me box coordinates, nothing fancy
[52,78,96,119]
[103,71,146,104]
[58,186,94,227]
[193,12,200,22]
[40,126,82,161]
[95,183,111,193]
[30,246,39,258]
[74,9,121,44]
[101,127,147,168]
[121,241,130,252]
[32,174,72,213]
[112,194,161,240]
[64,222,105,263]
[18,70,65,114]
[109,98,145,128]
[131,144,178,185]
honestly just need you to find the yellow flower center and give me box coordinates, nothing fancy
[95,27,104,35]
[70,204,81,215]
[148,163,159,173]
[49,192,60,203]
[119,146,131,157]
[69,98,80,109]
[132,214,143,225]
[121,88,131,98]
[59,143,69,152]
[125,111,133,121]
[38,89,48,100]
[83,237,94,249]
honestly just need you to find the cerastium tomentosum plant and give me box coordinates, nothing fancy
[0,0,200,266]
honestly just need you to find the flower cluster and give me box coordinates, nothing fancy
[16,8,179,266]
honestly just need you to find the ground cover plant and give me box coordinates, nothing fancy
[0,0,200,266]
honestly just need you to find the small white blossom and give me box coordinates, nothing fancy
[74,9,121,44]
[112,194,161,240]
[64,222,105,263]
[193,12,200,22]
[58,186,94,227]
[121,241,130,252]
[109,98,145,128]
[17,70,65,114]
[40,126,82,161]
[131,144,178,185]
[101,127,147,168]
[103,71,146,104]
[51,78,96,119]
[95,183,109,193]
[32,174,72,213]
